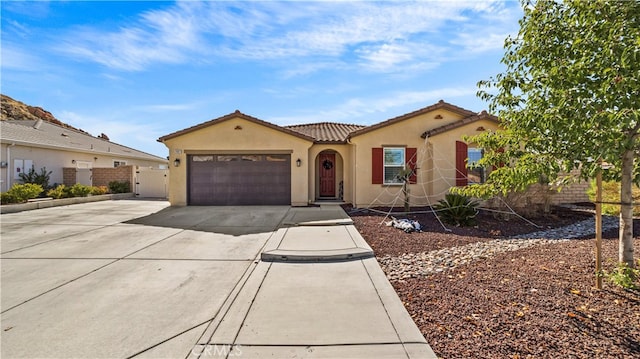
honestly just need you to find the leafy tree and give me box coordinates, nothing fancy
[459,0,640,266]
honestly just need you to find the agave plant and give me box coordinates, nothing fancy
[434,193,480,227]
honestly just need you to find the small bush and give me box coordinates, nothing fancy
[434,193,480,227]
[604,261,640,290]
[47,184,71,199]
[2,183,44,203]
[108,181,131,194]
[69,183,93,197]
[91,186,108,195]
[19,167,52,190]
[1,192,18,204]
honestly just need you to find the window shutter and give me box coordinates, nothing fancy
[455,141,468,186]
[372,148,383,184]
[406,147,417,184]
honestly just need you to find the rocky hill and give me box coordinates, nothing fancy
[0,94,105,138]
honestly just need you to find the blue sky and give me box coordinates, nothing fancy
[2,1,523,158]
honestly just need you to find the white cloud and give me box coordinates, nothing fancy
[54,0,520,74]
[269,86,478,125]
[59,110,168,156]
[1,44,45,71]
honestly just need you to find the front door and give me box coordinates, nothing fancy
[319,153,336,197]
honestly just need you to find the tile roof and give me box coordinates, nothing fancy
[420,111,500,138]
[285,122,366,143]
[1,120,166,162]
[158,101,497,144]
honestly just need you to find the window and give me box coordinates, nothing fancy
[467,148,486,184]
[384,148,405,184]
[372,147,417,185]
[113,160,127,168]
[192,156,214,162]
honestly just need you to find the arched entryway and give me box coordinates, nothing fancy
[316,150,343,200]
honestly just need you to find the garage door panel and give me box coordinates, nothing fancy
[188,155,291,205]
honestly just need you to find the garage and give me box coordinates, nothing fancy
[188,154,291,205]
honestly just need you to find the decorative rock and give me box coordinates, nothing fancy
[379,215,619,282]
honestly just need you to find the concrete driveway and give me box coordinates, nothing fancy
[1,200,434,358]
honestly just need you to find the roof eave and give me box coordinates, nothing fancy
[348,100,478,138]
[420,112,500,139]
[158,111,315,143]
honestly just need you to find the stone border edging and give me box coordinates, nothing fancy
[0,193,135,214]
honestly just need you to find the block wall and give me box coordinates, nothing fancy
[61,166,134,188]
[92,165,134,187]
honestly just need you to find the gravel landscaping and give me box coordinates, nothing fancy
[347,205,640,359]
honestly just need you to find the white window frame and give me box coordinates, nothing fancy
[113,160,127,168]
[383,147,405,185]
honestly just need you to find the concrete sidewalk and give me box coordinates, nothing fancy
[192,205,435,358]
[1,201,435,358]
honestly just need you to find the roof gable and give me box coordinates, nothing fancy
[158,110,315,142]
[420,111,500,138]
[347,100,477,138]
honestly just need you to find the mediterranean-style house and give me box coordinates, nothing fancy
[158,100,508,207]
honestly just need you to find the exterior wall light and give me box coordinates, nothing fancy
[296,158,302,167]
[173,158,181,167]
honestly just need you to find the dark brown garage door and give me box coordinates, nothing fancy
[188,154,291,205]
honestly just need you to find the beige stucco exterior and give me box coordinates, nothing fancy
[348,109,501,207]
[161,116,314,206]
[159,104,503,208]
[308,144,353,203]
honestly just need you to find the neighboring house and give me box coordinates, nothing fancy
[1,119,169,197]
[158,100,507,207]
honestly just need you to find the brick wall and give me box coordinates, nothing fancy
[62,166,134,188]
[92,165,134,187]
[551,180,590,204]
[483,172,591,215]
[62,168,76,186]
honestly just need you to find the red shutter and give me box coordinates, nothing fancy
[455,141,468,186]
[493,147,505,171]
[372,148,383,184]
[406,147,417,184]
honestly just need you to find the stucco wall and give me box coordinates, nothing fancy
[349,109,501,208]
[161,116,313,206]
[0,143,166,192]
[308,144,352,202]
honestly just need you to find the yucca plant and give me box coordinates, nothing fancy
[434,193,480,227]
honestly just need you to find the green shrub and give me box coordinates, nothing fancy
[91,186,108,195]
[604,261,640,290]
[1,192,18,204]
[69,183,92,197]
[108,181,131,194]
[434,193,480,227]
[47,184,69,199]
[2,183,44,203]
[587,181,640,216]
[19,167,52,190]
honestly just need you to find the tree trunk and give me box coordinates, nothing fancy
[619,148,635,267]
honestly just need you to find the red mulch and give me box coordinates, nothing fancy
[346,205,640,359]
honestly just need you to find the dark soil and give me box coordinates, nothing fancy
[346,205,593,256]
[346,205,640,359]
